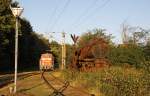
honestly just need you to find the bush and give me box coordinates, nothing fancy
[61,67,150,96]
[61,70,101,94]
[99,67,150,96]
[108,45,145,68]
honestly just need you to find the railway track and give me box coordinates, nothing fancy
[0,70,92,96]
[41,70,70,96]
[0,71,40,88]
[41,70,92,96]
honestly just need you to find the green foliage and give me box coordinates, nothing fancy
[0,0,50,72]
[0,0,14,30]
[143,44,150,60]
[50,41,73,68]
[62,70,100,90]
[77,28,113,48]
[61,67,150,96]
[66,44,73,67]
[99,67,150,96]
[142,60,150,73]
[108,45,145,68]
[50,41,61,68]
[0,0,15,71]
[21,32,50,69]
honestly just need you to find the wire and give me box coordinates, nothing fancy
[68,0,99,31]
[45,0,59,34]
[50,0,71,32]
[70,0,111,31]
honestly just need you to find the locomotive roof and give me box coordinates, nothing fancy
[41,53,53,58]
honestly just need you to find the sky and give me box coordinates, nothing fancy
[15,0,150,44]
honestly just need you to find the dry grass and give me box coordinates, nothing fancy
[0,72,57,96]
[0,71,91,96]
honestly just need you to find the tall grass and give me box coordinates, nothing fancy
[61,67,150,96]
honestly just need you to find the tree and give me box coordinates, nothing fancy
[0,0,50,72]
[76,28,113,59]
[122,25,150,45]
[108,45,145,68]
[50,41,61,68]
[77,28,113,48]
[66,44,73,67]
[132,28,149,45]
[0,0,15,71]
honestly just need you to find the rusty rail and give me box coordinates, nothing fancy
[41,70,69,96]
[0,72,40,88]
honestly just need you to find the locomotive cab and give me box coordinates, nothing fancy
[39,53,54,71]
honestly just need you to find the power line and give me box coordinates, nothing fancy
[68,0,99,30]
[49,0,71,32]
[45,0,59,34]
[70,0,111,31]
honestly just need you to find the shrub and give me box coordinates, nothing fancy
[61,67,150,96]
[99,67,150,96]
[108,45,145,68]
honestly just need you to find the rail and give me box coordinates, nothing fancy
[41,70,69,96]
[0,72,40,88]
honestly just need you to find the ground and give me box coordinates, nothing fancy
[0,71,92,96]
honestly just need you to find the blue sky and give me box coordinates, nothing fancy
[17,0,150,44]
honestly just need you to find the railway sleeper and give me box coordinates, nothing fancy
[41,71,69,96]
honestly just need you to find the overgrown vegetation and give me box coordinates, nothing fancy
[61,67,150,96]
[61,27,150,96]
[108,45,145,68]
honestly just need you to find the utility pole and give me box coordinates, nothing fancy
[61,32,66,70]
[10,6,24,93]
[48,32,66,70]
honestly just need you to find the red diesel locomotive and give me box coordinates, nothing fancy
[39,53,54,70]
